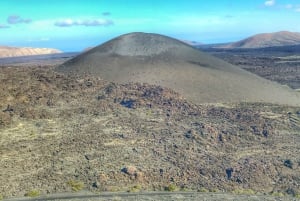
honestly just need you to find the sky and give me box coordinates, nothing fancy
[0,0,300,52]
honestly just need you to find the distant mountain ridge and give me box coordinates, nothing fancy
[219,31,300,48]
[0,46,62,58]
[182,40,202,46]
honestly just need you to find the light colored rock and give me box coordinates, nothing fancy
[0,46,62,58]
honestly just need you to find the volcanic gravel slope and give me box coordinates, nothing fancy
[57,32,300,106]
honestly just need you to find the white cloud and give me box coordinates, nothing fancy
[7,15,32,24]
[285,4,293,9]
[0,24,10,29]
[54,18,114,27]
[27,37,50,42]
[102,12,111,16]
[265,0,275,6]
[296,8,300,12]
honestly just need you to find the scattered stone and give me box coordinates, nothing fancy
[226,168,233,180]
[185,130,193,139]
[121,166,138,176]
[284,159,293,169]
[120,99,136,109]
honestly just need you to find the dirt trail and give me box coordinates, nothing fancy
[4,191,295,201]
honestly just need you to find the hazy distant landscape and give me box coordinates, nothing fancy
[215,31,300,49]
[0,46,62,58]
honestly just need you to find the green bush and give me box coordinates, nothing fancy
[181,187,191,192]
[210,188,219,193]
[198,187,209,193]
[271,192,284,197]
[25,189,40,197]
[67,180,85,192]
[0,194,3,200]
[165,184,178,192]
[128,185,142,193]
[233,189,255,195]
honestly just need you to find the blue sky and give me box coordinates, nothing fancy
[0,0,300,52]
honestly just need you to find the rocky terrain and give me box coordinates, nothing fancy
[217,31,300,48]
[201,46,300,90]
[0,46,62,58]
[0,65,299,199]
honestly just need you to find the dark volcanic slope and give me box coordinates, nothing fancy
[220,31,300,48]
[57,32,300,106]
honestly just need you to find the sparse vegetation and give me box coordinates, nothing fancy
[181,187,192,192]
[106,186,122,192]
[271,191,285,197]
[0,194,3,200]
[198,187,209,193]
[128,185,142,193]
[209,188,219,193]
[232,189,255,195]
[165,184,178,192]
[24,189,40,197]
[67,180,85,192]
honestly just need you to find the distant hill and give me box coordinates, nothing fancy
[57,32,300,106]
[0,46,62,58]
[219,31,300,48]
[181,40,203,46]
